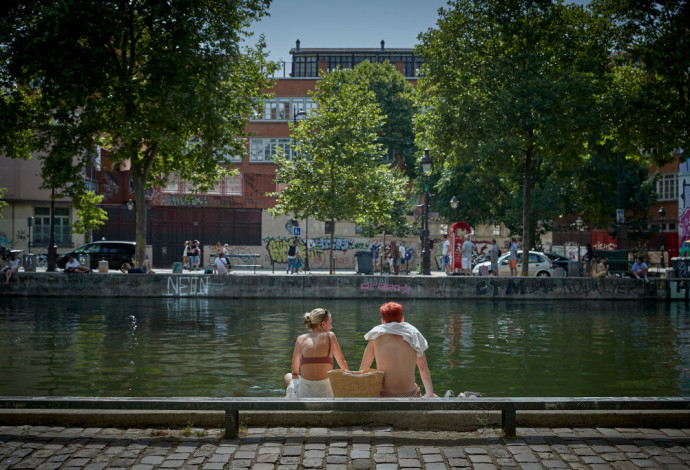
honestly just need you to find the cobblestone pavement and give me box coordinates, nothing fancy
[2,425,690,469]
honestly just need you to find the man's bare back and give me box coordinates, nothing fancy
[359,302,436,398]
[371,335,418,394]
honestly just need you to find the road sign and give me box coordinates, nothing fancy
[293,227,301,236]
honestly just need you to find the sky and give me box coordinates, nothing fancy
[247,0,449,67]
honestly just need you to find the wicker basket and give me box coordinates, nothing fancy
[327,369,384,397]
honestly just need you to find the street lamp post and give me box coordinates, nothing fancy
[659,206,666,268]
[420,149,433,275]
[450,196,458,223]
[292,108,309,272]
[47,187,57,272]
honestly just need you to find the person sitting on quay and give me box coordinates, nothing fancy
[3,252,21,285]
[64,255,91,273]
[359,302,436,398]
[285,308,349,398]
[214,252,231,275]
[631,257,649,282]
[592,257,608,279]
[120,259,154,274]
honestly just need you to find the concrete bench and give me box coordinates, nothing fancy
[226,254,261,273]
[2,396,689,438]
[207,254,261,274]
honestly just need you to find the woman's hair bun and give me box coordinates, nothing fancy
[304,308,328,329]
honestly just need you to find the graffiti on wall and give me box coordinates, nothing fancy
[263,237,355,265]
[678,158,690,250]
[360,280,412,295]
[99,171,121,201]
[261,236,500,269]
[165,195,209,208]
[164,276,209,296]
[0,233,12,246]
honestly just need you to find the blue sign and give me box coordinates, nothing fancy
[616,209,624,224]
[293,227,301,236]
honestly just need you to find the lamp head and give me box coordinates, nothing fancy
[421,149,433,175]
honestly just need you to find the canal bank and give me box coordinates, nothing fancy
[2,270,690,300]
[0,407,688,433]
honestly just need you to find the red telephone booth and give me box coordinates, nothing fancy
[449,221,472,273]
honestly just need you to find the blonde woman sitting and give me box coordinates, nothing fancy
[285,308,349,398]
[592,257,608,279]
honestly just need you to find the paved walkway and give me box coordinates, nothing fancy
[2,425,689,469]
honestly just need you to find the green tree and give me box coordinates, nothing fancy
[416,0,607,275]
[269,68,407,274]
[72,190,108,244]
[347,61,418,239]
[350,61,417,177]
[590,0,689,161]
[0,0,274,266]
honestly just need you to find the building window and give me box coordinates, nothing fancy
[161,176,180,193]
[657,173,677,201]
[250,138,293,162]
[323,55,353,72]
[224,175,242,195]
[222,142,244,163]
[293,55,317,77]
[34,207,70,245]
[252,97,316,121]
[493,224,501,236]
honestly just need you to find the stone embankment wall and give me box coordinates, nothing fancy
[3,273,690,300]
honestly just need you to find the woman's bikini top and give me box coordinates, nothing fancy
[300,335,332,366]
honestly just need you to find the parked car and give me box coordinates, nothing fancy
[543,252,575,277]
[472,251,555,277]
[57,241,136,270]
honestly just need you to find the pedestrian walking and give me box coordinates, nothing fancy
[509,237,518,276]
[182,240,191,270]
[287,239,300,274]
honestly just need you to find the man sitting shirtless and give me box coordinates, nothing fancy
[359,302,436,398]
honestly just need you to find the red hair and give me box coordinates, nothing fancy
[380,302,403,323]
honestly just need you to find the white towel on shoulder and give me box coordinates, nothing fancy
[364,322,428,357]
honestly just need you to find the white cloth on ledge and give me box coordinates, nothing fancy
[363,322,428,357]
[285,378,334,398]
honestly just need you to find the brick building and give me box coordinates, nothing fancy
[89,41,425,268]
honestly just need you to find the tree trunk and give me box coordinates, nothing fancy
[131,162,147,269]
[329,221,335,274]
[521,143,533,277]
[381,230,387,275]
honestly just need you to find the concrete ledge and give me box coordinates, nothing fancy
[1,409,688,432]
[4,272,690,300]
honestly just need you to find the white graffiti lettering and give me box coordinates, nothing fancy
[164,276,209,296]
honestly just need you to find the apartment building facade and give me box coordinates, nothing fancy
[88,42,429,268]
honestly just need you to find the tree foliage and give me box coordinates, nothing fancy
[416,0,608,273]
[0,0,275,265]
[269,68,407,273]
[590,0,689,161]
[349,61,417,177]
[72,190,108,243]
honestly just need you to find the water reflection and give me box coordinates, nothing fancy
[1,298,689,397]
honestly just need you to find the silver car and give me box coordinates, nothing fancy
[472,251,555,277]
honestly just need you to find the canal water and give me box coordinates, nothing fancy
[1,297,689,398]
